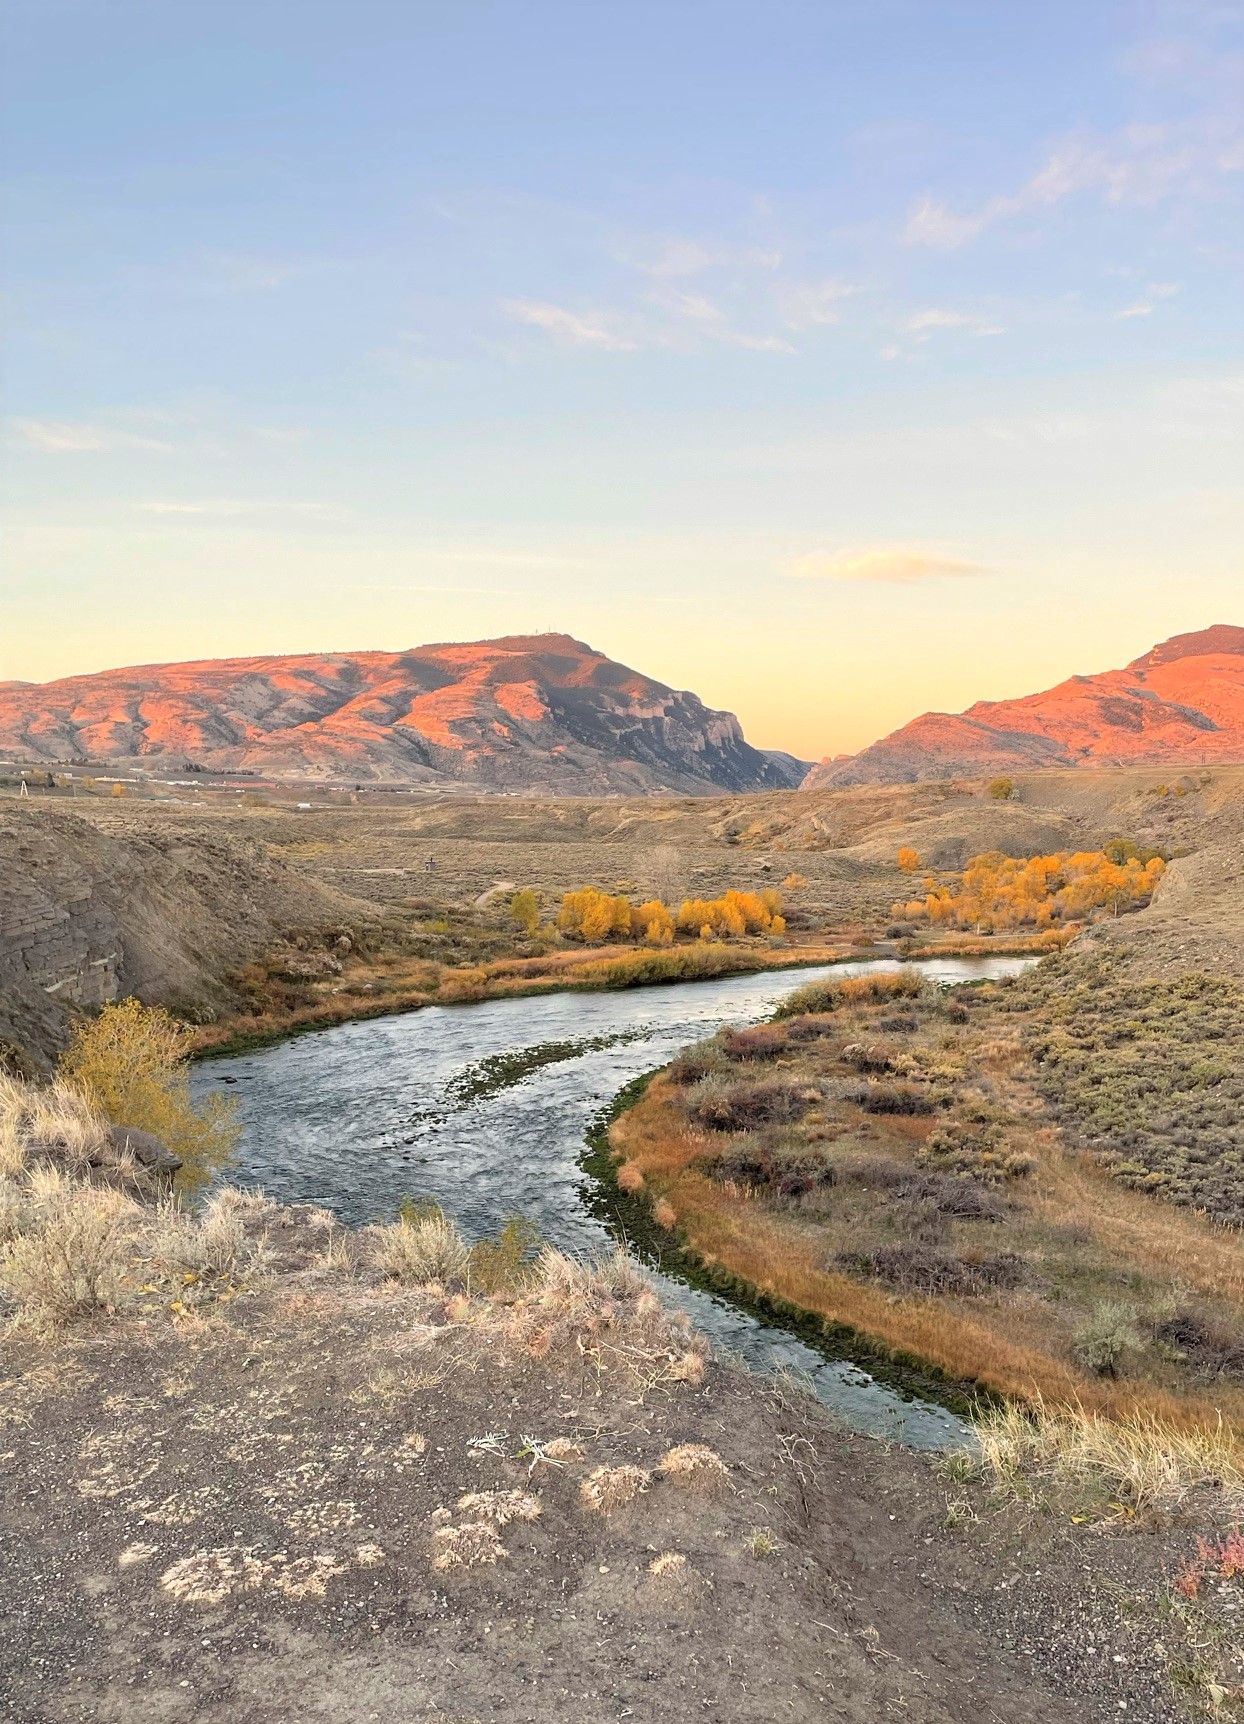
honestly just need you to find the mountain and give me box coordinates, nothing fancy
[0,634,807,795]
[804,625,1244,788]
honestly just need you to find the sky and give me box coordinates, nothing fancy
[2,0,1241,760]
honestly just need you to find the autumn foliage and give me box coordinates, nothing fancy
[558,886,783,946]
[893,848,1166,934]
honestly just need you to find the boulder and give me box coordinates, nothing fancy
[110,1125,182,1175]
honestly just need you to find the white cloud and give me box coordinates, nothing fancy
[1116,303,1156,319]
[500,299,637,351]
[900,309,1006,342]
[905,119,1242,249]
[790,546,989,583]
[13,419,173,453]
[779,278,860,330]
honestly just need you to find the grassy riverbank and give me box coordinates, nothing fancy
[191,931,1064,1058]
[603,959,1244,1448]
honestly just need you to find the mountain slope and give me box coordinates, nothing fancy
[804,624,1244,788]
[0,634,806,795]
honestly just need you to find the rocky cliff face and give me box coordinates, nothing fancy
[0,634,806,795]
[0,808,371,1069]
[804,625,1244,788]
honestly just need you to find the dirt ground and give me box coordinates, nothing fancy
[1,1204,1210,1724]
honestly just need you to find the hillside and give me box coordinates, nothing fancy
[0,634,806,795]
[0,806,376,1070]
[805,624,1244,787]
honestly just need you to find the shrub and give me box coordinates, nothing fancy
[702,1136,835,1200]
[845,1082,935,1117]
[151,1194,249,1280]
[467,1215,541,1294]
[509,888,539,935]
[720,1025,787,1063]
[1011,958,1244,1225]
[376,1202,469,1286]
[837,1242,1028,1296]
[896,1174,1006,1221]
[688,1078,813,1133]
[1157,1312,1244,1381]
[667,1039,730,1085]
[1073,1301,1143,1377]
[775,968,925,1018]
[59,999,238,1192]
[1,1179,137,1326]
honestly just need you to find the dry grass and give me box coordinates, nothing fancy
[501,1246,709,1394]
[658,1443,729,1490]
[431,1521,508,1570]
[455,1489,542,1526]
[579,1464,651,1516]
[0,1076,270,1330]
[1,1175,137,1326]
[975,1399,1244,1516]
[0,1074,111,1177]
[372,1206,470,1286]
[610,1077,1244,1433]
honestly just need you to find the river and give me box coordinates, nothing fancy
[192,955,1036,1450]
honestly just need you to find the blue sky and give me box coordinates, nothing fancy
[3,0,1241,756]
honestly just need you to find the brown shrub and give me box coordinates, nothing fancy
[837,1242,1030,1296]
[689,1078,814,1133]
[845,1082,936,1117]
[720,1026,788,1063]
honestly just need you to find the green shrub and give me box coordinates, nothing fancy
[1073,1301,1142,1377]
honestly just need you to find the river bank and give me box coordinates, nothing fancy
[192,930,1065,1059]
[603,957,1244,1441]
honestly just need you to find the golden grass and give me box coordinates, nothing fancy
[610,1078,1244,1439]
[975,1398,1244,1514]
[658,1443,729,1490]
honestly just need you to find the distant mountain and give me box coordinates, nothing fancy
[0,634,807,795]
[804,625,1244,788]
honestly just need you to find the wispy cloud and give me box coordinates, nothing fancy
[648,288,796,353]
[903,308,1005,336]
[12,419,174,453]
[905,119,1242,249]
[790,546,989,583]
[1115,281,1181,319]
[500,299,637,350]
[778,277,860,330]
